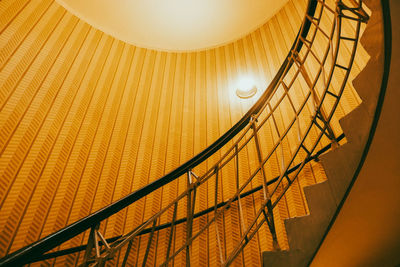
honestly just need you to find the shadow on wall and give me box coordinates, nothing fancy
[311,0,400,265]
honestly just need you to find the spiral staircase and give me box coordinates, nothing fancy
[0,0,396,266]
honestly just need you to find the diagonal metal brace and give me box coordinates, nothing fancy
[262,200,280,251]
[81,224,111,267]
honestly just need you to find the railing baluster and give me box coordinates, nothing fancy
[268,103,287,178]
[186,171,195,266]
[82,226,97,266]
[81,223,109,267]
[165,202,178,265]
[293,52,318,113]
[316,0,336,14]
[306,15,331,39]
[142,219,157,266]
[299,36,323,66]
[262,202,280,251]
[251,116,269,201]
[281,82,302,142]
[251,115,280,250]
[214,166,225,265]
[294,52,337,144]
[122,240,133,266]
[235,145,248,242]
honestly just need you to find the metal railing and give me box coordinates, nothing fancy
[0,0,369,266]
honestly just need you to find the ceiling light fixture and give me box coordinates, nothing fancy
[236,76,257,99]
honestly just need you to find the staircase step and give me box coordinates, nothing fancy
[263,83,376,267]
[263,182,336,266]
[320,103,371,205]
[262,0,385,265]
[286,182,336,249]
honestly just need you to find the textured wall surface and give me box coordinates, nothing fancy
[0,0,367,265]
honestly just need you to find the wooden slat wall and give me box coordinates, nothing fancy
[0,0,368,265]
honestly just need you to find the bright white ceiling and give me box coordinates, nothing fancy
[56,0,289,52]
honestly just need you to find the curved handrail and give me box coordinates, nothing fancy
[125,0,367,265]
[2,0,373,265]
[0,1,318,266]
[23,133,345,265]
[3,0,370,264]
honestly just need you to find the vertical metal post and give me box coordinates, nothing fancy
[142,219,157,267]
[122,240,133,266]
[214,166,224,265]
[250,116,280,250]
[294,52,337,145]
[251,116,270,201]
[166,202,178,264]
[96,231,110,267]
[82,225,97,266]
[82,223,106,266]
[262,206,280,251]
[281,82,302,142]
[235,145,248,242]
[186,171,194,266]
[268,103,288,180]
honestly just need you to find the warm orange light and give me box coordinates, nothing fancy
[55,0,289,51]
[236,76,257,99]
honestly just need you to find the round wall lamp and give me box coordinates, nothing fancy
[235,76,258,99]
[236,86,257,99]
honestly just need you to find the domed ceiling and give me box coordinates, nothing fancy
[56,0,289,51]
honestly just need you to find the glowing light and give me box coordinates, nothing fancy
[236,75,257,99]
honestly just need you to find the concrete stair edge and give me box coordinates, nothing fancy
[262,0,385,265]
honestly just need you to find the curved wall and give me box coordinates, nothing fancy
[0,0,367,265]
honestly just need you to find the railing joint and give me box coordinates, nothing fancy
[337,0,369,23]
